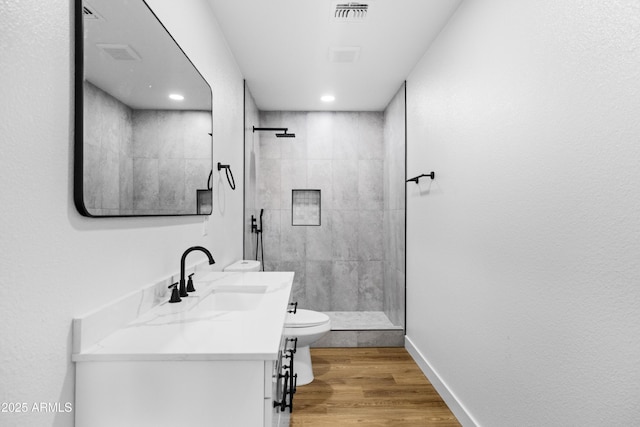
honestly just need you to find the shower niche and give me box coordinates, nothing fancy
[292,190,321,226]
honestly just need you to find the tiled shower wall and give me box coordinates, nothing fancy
[83,81,133,215]
[383,84,406,328]
[246,111,386,313]
[83,81,211,215]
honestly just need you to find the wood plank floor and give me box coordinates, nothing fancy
[290,347,461,427]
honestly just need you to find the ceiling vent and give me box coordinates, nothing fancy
[96,44,142,61]
[82,3,103,20]
[332,2,369,22]
[329,46,361,63]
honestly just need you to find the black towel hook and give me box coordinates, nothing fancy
[217,162,236,190]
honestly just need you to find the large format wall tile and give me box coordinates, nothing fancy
[258,112,281,159]
[358,159,383,210]
[306,112,334,159]
[358,261,383,311]
[274,260,307,308]
[102,148,120,210]
[306,261,333,311]
[133,158,159,210]
[332,112,360,160]
[332,159,358,210]
[331,210,359,260]
[119,156,133,211]
[307,159,333,210]
[358,112,384,160]
[183,111,212,159]
[248,110,403,323]
[159,158,185,211]
[83,144,102,209]
[280,159,307,209]
[83,81,133,214]
[261,209,281,262]
[280,209,306,261]
[306,214,332,260]
[358,210,384,261]
[185,158,211,212]
[331,261,358,311]
[132,112,161,159]
[257,159,281,210]
[279,112,307,159]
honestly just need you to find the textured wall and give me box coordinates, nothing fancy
[255,111,386,313]
[0,1,243,426]
[383,84,406,328]
[406,0,640,425]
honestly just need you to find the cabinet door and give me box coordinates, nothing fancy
[76,360,265,427]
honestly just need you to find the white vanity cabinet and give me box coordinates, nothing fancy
[72,272,294,427]
[75,358,289,427]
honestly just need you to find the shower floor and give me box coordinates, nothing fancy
[313,311,404,348]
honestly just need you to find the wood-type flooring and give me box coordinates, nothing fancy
[290,347,461,426]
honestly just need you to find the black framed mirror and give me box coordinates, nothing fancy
[74,0,213,217]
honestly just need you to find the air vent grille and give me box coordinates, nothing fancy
[96,44,141,61]
[82,4,102,20]
[332,2,369,21]
[329,47,361,63]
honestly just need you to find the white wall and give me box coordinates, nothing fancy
[406,0,640,425]
[0,1,243,426]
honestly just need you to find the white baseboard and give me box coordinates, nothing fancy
[405,336,479,427]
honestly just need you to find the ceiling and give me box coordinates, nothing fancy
[208,0,462,111]
[83,0,211,111]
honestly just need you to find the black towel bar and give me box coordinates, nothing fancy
[406,172,435,184]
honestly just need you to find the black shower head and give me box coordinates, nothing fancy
[275,132,296,138]
[253,126,295,138]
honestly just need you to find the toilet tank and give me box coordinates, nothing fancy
[223,260,261,272]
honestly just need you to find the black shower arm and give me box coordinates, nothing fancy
[253,126,288,133]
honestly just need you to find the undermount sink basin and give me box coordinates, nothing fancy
[198,285,268,311]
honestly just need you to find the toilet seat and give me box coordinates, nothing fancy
[285,309,330,328]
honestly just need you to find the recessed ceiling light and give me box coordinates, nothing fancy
[321,94,335,102]
[169,93,184,101]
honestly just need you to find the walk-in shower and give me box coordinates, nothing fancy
[243,82,407,347]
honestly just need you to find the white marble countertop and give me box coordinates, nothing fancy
[72,271,294,362]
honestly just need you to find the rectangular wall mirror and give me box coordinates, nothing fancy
[74,0,213,217]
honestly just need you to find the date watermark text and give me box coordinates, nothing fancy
[2,402,73,413]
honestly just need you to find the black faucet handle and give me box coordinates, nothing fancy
[288,301,298,314]
[186,273,196,293]
[168,282,181,303]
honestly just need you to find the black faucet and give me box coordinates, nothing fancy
[179,246,215,297]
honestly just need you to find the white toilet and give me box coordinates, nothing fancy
[223,259,261,272]
[284,309,331,386]
[224,260,331,386]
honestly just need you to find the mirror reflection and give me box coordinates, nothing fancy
[76,0,213,216]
